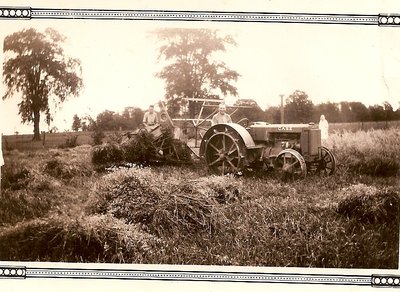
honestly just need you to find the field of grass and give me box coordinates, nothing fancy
[0,129,399,268]
[3,120,399,152]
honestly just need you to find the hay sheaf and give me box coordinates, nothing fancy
[0,188,59,225]
[337,184,400,224]
[88,168,242,236]
[91,142,124,167]
[0,214,163,263]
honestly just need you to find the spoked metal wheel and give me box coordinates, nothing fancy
[204,126,246,175]
[274,149,307,180]
[317,146,336,176]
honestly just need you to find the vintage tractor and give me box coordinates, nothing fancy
[199,122,336,179]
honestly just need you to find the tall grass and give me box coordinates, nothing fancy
[0,133,399,268]
[1,146,94,224]
[325,128,400,176]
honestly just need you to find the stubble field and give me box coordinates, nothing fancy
[0,128,399,268]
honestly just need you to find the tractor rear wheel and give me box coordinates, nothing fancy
[274,149,307,180]
[204,126,246,175]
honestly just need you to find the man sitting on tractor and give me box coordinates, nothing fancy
[143,105,160,129]
[211,103,232,126]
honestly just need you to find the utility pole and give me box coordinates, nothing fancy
[280,94,285,124]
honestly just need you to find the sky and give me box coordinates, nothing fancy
[1,0,400,134]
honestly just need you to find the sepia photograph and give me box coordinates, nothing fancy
[0,2,399,287]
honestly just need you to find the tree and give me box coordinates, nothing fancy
[3,28,83,140]
[81,115,95,131]
[95,110,119,131]
[313,102,341,123]
[338,102,353,122]
[264,106,281,123]
[395,102,400,120]
[233,99,265,122]
[121,106,144,130]
[154,28,239,117]
[383,101,395,121]
[349,101,370,123]
[71,114,81,131]
[338,101,369,123]
[369,104,386,122]
[284,90,314,123]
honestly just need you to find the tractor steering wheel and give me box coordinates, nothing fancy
[236,118,251,128]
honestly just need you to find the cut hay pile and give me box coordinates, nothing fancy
[0,214,163,263]
[1,161,60,225]
[87,167,242,236]
[337,184,400,224]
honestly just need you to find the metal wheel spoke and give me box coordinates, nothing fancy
[209,157,222,166]
[226,158,237,169]
[209,142,220,153]
[227,143,235,152]
[222,134,226,151]
[228,147,238,156]
[288,160,299,169]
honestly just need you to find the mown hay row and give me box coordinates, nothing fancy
[87,168,243,236]
[336,184,400,224]
[0,214,163,263]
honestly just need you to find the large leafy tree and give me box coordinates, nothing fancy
[3,28,83,140]
[154,28,239,117]
[284,90,314,123]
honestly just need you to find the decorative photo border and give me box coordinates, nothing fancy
[0,6,399,26]
[0,5,399,289]
[0,265,399,287]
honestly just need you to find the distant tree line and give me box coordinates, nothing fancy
[263,90,400,124]
[164,90,400,125]
[71,90,399,132]
[71,107,144,132]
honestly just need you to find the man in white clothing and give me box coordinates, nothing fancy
[143,105,160,127]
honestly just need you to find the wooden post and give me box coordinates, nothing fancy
[42,131,46,147]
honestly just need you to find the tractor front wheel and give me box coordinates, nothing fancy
[274,149,307,180]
